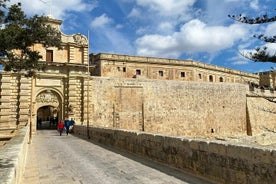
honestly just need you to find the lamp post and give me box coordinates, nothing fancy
[39,0,53,17]
[29,75,34,144]
[87,31,90,139]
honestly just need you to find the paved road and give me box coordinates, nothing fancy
[21,130,214,184]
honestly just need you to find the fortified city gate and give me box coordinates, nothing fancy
[34,89,63,130]
[0,16,275,140]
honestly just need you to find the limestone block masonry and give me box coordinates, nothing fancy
[88,77,249,138]
[74,125,276,184]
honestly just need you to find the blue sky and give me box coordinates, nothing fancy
[10,0,276,73]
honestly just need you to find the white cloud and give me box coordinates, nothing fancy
[136,26,150,35]
[90,14,112,28]
[116,24,124,29]
[135,34,179,57]
[128,7,141,18]
[157,22,174,33]
[9,0,96,19]
[232,60,249,65]
[250,0,259,10]
[265,43,276,55]
[265,22,276,36]
[229,55,249,65]
[135,0,195,17]
[136,19,248,58]
[92,25,135,55]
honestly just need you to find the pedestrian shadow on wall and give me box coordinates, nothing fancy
[72,133,214,184]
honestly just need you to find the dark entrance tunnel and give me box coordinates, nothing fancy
[37,105,59,130]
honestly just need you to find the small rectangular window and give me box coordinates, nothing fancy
[136,69,141,75]
[123,67,126,72]
[46,50,53,62]
[181,72,185,78]
[158,70,163,77]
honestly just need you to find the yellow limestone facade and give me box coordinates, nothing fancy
[0,18,89,134]
[0,17,275,138]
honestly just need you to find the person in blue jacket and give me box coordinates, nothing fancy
[69,118,75,133]
[64,118,70,135]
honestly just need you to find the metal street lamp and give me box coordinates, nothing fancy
[87,31,90,139]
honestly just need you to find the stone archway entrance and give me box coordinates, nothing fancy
[37,105,59,130]
[34,89,62,130]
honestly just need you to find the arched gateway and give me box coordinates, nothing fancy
[34,89,62,130]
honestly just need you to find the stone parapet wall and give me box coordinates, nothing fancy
[74,125,276,184]
[0,125,29,184]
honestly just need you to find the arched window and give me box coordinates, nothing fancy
[209,75,213,82]
[219,77,223,82]
[198,73,202,79]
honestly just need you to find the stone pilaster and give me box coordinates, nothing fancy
[0,73,18,129]
[18,76,32,127]
[83,47,89,65]
[69,46,75,63]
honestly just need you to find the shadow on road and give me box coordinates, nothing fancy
[71,133,214,184]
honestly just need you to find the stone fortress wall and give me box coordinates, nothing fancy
[87,76,275,138]
[0,17,275,140]
[88,77,248,138]
[0,71,275,139]
[0,16,275,184]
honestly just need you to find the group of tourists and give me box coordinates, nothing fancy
[57,118,75,136]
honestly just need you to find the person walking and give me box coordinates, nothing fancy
[64,119,70,136]
[69,118,75,133]
[57,121,65,136]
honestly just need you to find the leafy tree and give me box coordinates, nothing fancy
[228,11,276,63]
[0,0,61,76]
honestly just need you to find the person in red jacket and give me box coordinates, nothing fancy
[57,121,65,136]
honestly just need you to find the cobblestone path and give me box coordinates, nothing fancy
[21,130,213,184]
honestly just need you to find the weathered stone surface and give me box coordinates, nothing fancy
[74,126,276,184]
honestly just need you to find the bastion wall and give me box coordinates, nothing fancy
[88,77,248,138]
[247,97,276,135]
[74,126,276,184]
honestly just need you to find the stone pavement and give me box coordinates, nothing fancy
[21,130,214,184]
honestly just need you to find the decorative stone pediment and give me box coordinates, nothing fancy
[36,90,58,103]
[73,34,88,45]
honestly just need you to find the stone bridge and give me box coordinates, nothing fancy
[0,124,275,184]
